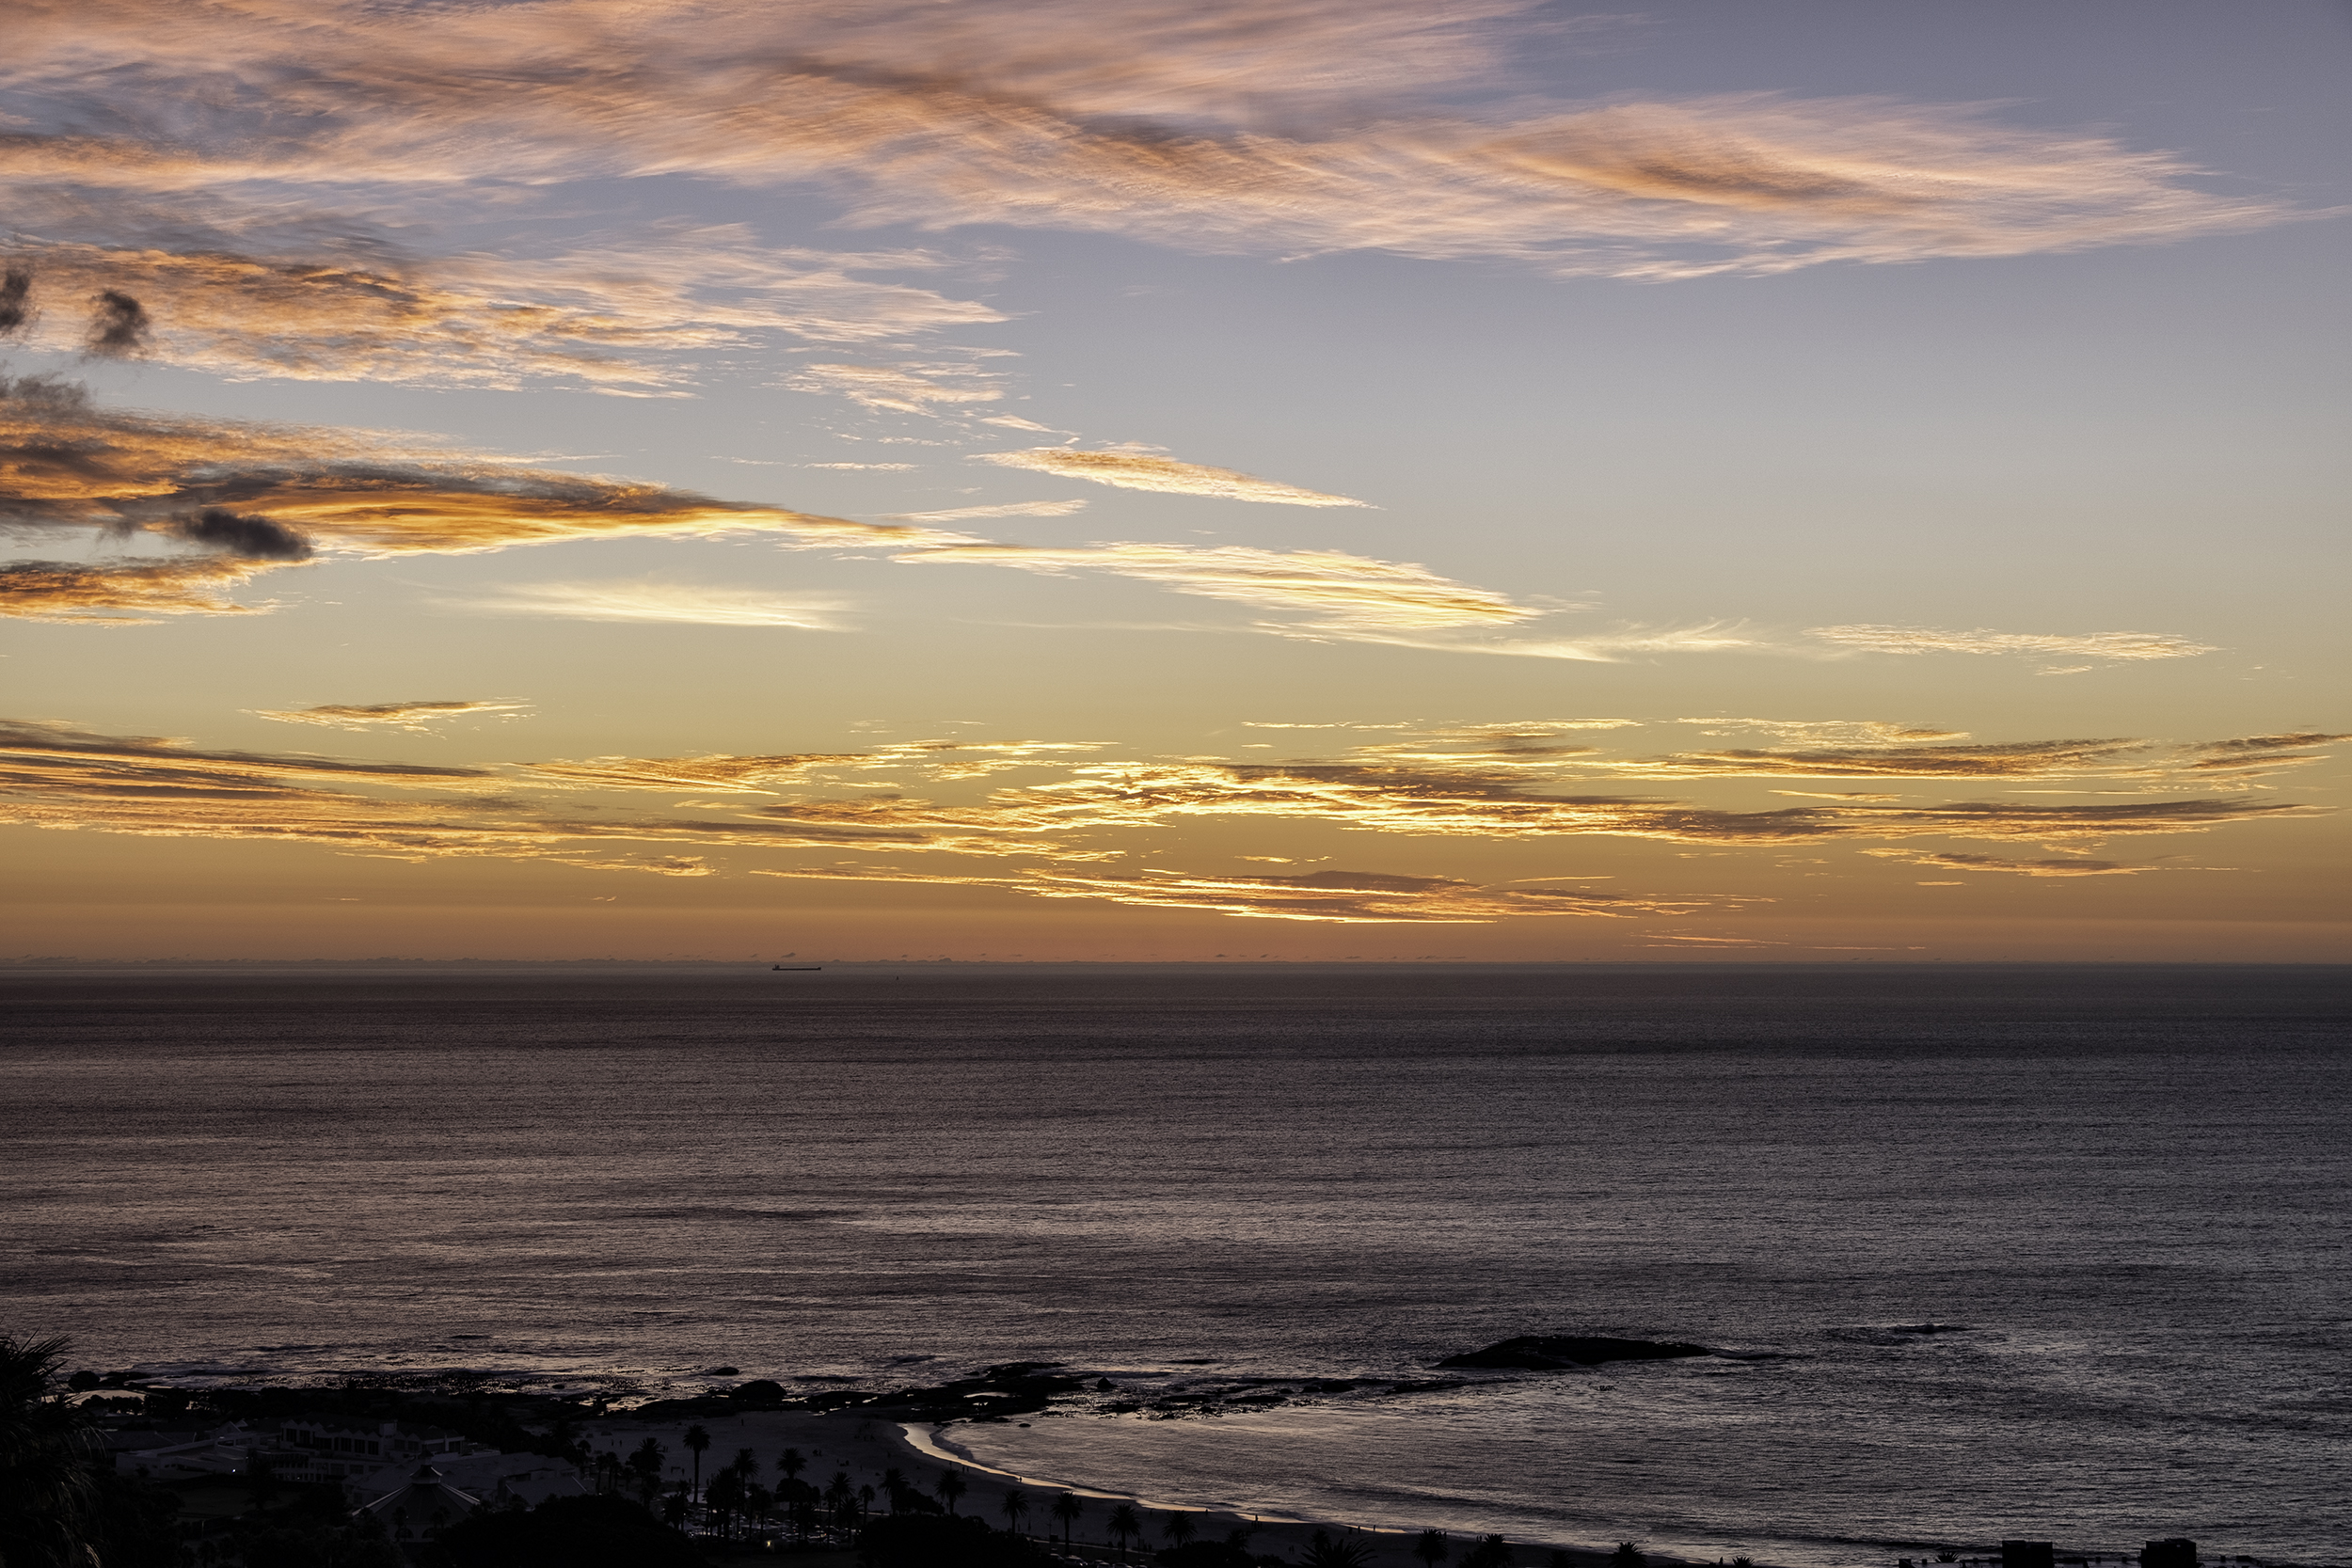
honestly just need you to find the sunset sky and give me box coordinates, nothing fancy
[3,0,2344,960]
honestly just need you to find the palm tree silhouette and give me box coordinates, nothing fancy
[937,1469,967,1515]
[776,1447,807,1495]
[1107,1502,1142,1560]
[628,1437,667,1506]
[882,1466,906,1512]
[1461,1535,1514,1568]
[1164,1511,1198,1549]
[1415,1530,1451,1568]
[1051,1492,1084,1551]
[1613,1544,1646,1568]
[1002,1487,1031,1537]
[0,1335,101,1566]
[1305,1529,1376,1568]
[683,1424,711,1502]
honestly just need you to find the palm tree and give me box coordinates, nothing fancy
[859,1482,877,1524]
[1164,1511,1198,1550]
[629,1436,666,1505]
[1463,1535,1514,1568]
[1613,1544,1646,1568]
[1001,1487,1030,1538]
[662,1482,690,1529]
[0,1335,100,1568]
[937,1469,967,1515]
[1051,1492,1084,1551]
[1305,1529,1376,1568]
[882,1465,906,1512]
[683,1424,711,1502]
[1106,1502,1142,1560]
[1416,1530,1452,1568]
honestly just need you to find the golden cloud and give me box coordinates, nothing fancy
[250,699,532,732]
[1588,737,2159,781]
[0,719,1072,862]
[445,582,853,627]
[756,863,1725,925]
[0,555,292,622]
[1860,849,2155,878]
[896,541,1533,630]
[0,718,2326,903]
[520,739,1108,793]
[1805,624,2219,670]
[975,449,1369,507]
[0,377,954,618]
[880,500,1089,523]
[1009,759,2321,845]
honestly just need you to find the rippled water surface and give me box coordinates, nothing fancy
[5,965,2346,1564]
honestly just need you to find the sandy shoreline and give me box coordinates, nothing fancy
[569,1407,1661,1568]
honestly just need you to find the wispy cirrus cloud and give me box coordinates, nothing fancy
[0,718,1077,863]
[1805,623,2219,673]
[521,738,1105,793]
[0,719,2324,912]
[879,500,1089,523]
[2,1,2296,293]
[250,699,532,732]
[786,362,1006,415]
[975,448,1369,507]
[0,230,1006,393]
[897,541,1531,631]
[1005,758,2321,846]
[757,863,1731,925]
[445,582,852,628]
[1860,848,2172,878]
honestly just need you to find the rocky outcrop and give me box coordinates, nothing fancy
[1435,1336,1712,1370]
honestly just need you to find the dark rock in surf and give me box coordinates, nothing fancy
[727,1379,788,1404]
[1436,1335,1712,1370]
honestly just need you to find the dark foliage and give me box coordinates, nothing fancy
[1302,1531,1376,1568]
[1158,1541,1283,1568]
[434,1494,707,1568]
[859,1512,1056,1568]
[86,1469,185,1568]
[1462,1536,1515,1568]
[1,1334,102,1568]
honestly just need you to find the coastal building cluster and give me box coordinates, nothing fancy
[106,1412,587,1510]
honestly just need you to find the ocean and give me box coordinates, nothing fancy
[5,964,2346,1565]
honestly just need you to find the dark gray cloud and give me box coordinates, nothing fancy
[159,507,315,561]
[0,267,30,335]
[84,288,151,356]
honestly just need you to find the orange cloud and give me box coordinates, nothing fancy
[0,377,955,617]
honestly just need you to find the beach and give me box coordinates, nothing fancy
[562,1406,1633,1567]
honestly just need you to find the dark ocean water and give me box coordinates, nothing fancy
[5,965,2347,1565]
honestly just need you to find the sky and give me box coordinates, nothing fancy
[1,0,2345,962]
